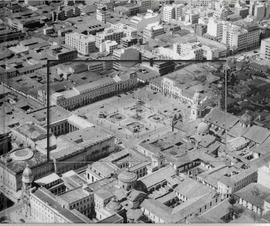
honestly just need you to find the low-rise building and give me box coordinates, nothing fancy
[99,40,118,54]
[143,22,165,41]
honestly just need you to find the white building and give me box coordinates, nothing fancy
[95,28,124,48]
[260,37,270,61]
[65,32,95,56]
[207,18,227,41]
[221,23,260,52]
[162,4,184,22]
[99,40,118,54]
[109,23,137,37]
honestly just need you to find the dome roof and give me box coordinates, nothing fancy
[22,163,33,183]
[240,110,252,125]
[106,197,122,212]
[118,169,137,183]
[197,121,210,134]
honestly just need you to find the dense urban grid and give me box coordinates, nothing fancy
[1,0,270,224]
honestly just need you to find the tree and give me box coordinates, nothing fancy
[228,205,244,220]
[228,196,237,206]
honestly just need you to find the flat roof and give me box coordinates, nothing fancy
[35,173,60,186]
[59,187,90,204]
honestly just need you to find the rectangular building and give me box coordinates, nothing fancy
[65,32,95,56]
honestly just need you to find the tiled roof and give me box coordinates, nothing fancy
[139,166,176,189]
[235,183,270,208]
[243,125,270,144]
[174,178,213,199]
[204,108,239,130]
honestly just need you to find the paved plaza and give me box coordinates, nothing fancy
[73,86,192,148]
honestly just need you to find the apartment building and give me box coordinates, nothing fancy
[260,37,270,61]
[95,28,124,48]
[65,32,95,56]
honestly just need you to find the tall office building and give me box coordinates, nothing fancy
[222,23,260,52]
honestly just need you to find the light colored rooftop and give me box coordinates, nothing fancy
[66,32,95,42]
[35,173,60,186]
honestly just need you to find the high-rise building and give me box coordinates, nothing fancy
[260,37,270,61]
[162,4,184,22]
[206,18,226,41]
[163,4,175,22]
[65,32,95,56]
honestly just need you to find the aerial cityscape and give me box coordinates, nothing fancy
[1,0,270,224]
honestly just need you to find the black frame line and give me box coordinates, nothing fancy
[46,59,227,163]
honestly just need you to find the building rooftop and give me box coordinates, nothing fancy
[243,125,270,144]
[58,186,90,204]
[0,148,47,174]
[32,188,91,223]
[174,177,214,199]
[235,183,270,209]
[139,166,176,189]
[34,173,60,187]
[74,77,116,94]
[204,108,239,130]
[64,126,114,148]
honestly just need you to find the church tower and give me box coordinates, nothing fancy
[190,90,201,120]
[21,163,34,217]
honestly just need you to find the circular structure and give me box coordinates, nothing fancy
[197,121,210,135]
[118,169,137,183]
[240,110,252,126]
[109,113,126,121]
[10,149,34,161]
[126,122,144,133]
[149,114,164,122]
[106,197,122,212]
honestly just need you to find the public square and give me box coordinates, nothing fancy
[73,86,192,147]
